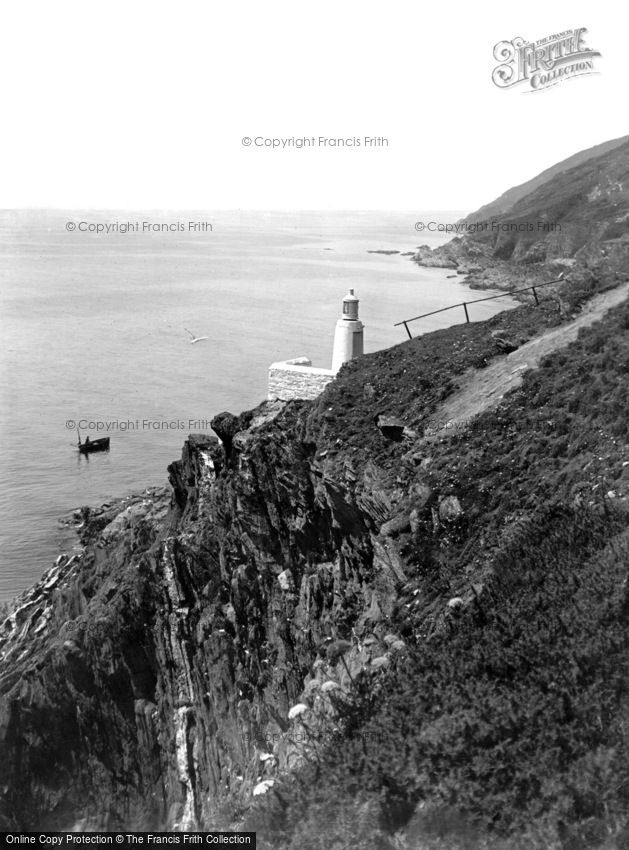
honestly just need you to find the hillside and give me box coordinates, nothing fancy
[1,266,628,847]
[413,137,629,294]
[459,134,629,227]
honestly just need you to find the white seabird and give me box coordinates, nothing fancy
[184,327,208,344]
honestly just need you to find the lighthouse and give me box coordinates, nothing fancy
[331,289,364,372]
[268,289,365,400]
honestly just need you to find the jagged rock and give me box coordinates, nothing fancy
[211,410,241,457]
[168,434,220,510]
[277,569,294,592]
[410,483,432,511]
[413,244,459,269]
[438,496,464,522]
[375,414,406,441]
[380,514,411,538]
[363,383,376,400]
[491,330,519,354]
[492,335,519,354]
[372,538,407,586]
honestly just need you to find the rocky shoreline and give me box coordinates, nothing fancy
[406,137,629,297]
[410,236,580,294]
[409,229,629,301]
[367,235,598,300]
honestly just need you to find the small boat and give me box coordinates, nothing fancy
[77,430,110,454]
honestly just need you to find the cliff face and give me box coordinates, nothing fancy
[459,134,629,226]
[414,138,629,291]
[0,401,399,830]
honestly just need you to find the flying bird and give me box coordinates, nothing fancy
[184,327,208,344]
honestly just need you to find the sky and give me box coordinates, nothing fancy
[0,0,625,212]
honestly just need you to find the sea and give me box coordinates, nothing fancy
[0,210,519,602]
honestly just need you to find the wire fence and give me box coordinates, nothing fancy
[394,277,564,339]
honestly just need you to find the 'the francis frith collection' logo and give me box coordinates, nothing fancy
[492,28,601,92]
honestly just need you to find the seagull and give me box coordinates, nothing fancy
[184,327,208,344]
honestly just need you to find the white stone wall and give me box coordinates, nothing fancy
[268,357,336,401]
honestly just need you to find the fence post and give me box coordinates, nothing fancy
[531,286,539,306]
[463,303,470,323]
[403,321,412,339]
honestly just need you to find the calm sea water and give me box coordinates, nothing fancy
[0,210,518,602]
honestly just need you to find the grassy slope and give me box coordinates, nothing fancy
[460,135,629,225]
[246,283,629,849]
[466,140,629,263]
[304,274,616,479]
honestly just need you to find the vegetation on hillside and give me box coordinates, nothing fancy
[245,294,629,849]
[306,270,618,478]
[460,135,629,227]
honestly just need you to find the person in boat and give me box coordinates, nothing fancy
[84,436,90,447]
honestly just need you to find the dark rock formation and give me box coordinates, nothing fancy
[0,400,405,831]
[490,331,519,354]
[438,495,464,522]
[210,411,240,444]
[374,414,406,441]
[210,411,241,462]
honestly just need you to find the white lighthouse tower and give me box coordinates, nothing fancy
[331,289,364,372]
[268,289,365,400]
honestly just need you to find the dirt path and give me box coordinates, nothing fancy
[424,282,629,437]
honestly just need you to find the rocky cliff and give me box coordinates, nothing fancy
[413,138,629,293]
[0,397,403,831]
[459,134,629,227]
[1,278,629,848]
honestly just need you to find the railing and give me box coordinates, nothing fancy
[394,277,564,339]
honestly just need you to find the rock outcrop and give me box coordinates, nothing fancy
[0,399,406,831]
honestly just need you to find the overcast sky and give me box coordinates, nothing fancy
[0,0,624,212]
